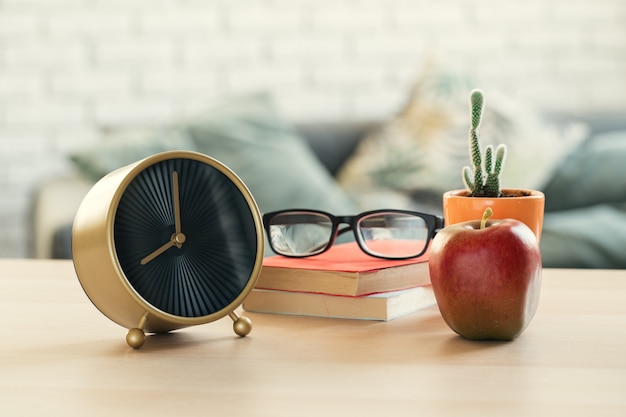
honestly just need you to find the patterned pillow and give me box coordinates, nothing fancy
[336,67,588,210]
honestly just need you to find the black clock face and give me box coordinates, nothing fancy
[113,157,259,318]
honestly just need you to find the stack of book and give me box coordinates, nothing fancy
[243,242,436,321]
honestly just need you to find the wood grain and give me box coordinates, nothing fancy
[1,259,625,417]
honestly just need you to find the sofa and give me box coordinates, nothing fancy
[31,92,626,269]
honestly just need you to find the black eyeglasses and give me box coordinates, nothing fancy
[263,209,444,260]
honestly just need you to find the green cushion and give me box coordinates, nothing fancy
[541,203,626,268]
[70,92,357,217]
[183,92,358,215]
[540,130,626,268]
[543,131,626,211]
[71,128,194,182]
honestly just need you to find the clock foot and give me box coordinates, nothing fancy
[229,312,252,337]
[126,312,149,348]
[126,328,146,349]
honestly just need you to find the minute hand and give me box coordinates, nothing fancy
[173,171,182,234]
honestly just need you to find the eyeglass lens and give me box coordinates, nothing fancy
[267,211,429,259]
[267,212,333,257]
[357,212,428,258]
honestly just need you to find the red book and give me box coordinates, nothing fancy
[255,241,430,296]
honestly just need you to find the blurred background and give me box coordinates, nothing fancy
[1,0,625,258]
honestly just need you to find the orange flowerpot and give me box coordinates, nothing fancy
[443,189,545,241]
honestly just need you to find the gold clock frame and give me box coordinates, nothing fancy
[72,151,264,349]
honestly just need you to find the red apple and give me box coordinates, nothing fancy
[428,208,542,340]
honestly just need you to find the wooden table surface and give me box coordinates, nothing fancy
[1,259,625,417]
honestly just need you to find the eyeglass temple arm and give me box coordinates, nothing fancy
[433,216,445,236]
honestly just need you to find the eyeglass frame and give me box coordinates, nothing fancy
[262,208,445,260]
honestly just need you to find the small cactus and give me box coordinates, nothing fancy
[462,89,507,197]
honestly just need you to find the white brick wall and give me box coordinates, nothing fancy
[0,0,625,257]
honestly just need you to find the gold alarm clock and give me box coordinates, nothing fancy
[72,151,264,349]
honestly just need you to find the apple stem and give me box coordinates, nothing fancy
[480,207,493,229]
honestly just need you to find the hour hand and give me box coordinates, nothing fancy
[140,240,175,265]
[140,233,186,265]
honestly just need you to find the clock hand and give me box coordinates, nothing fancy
[173,171,182,234]
[140,171,187,266]
[140,233,186,265]
[140,240,175,265]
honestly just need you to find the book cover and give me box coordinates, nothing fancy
[256,241,430,296]
[243,285,436,321]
